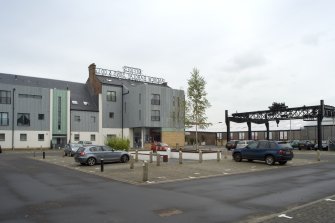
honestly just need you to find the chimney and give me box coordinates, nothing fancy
[88,63,96,80]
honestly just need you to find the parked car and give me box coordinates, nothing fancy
[232,140,294,165]
[74,145,130,166]
[289,140,300,149]
[298,140,315,150]
[235,140,254,149]
[314,140,328,151]
[64,143,81,156]
[151,142,171,152]
[226,140,239,150]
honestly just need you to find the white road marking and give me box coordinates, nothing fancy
[278,214,293,219]
[325,198,335,202]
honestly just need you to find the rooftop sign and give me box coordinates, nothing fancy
[95,66,166,85]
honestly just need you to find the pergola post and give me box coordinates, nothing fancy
[265,122,270,140]
[247,121,252,140]
[317,100,324,150]
[225,110,230,141]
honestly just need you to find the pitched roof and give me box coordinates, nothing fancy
[0,73,98,112]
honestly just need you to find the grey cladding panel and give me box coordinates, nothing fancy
[71,111,99,132]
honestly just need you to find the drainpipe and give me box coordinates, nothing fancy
[121,85,130,138]
[12,88,15,150]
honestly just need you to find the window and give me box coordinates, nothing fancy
[109,112,114,119]
[139,93,141,104]
[18,94,42,99]
[90,134,96,141]
[107,134,116,139]
[139,110,141,121]
[20,134,27,141]
[0,133,5,141]
[280,131,287,140]
[91,116,96,123]
[252,132,258,140]
[17,113,30,126]
[151,94,160,105]
[58,97,61,130]
[239,132,245,140]
[38,114,44,120]
[107,91,116,102]
[151,110,160,121]
[258,141,269,149]
[38,134,44,141]
[74,134,80,141]
[74,116,80,122]
[0,90,11,104]
[268,132,273,140]
[0,112,9,126]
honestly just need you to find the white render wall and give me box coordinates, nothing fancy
[5,131,51,149]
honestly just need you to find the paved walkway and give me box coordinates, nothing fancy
[28,150,324,185]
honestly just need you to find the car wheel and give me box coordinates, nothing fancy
[87,157,96,166]
[278,161,287,165]
[121,155,129,163]
[233,153,242,162]
[265,155,275,165]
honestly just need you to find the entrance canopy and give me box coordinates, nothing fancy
[225,100,335,150]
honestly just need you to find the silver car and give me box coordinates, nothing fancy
[64,143,81,156]
[74,145,130,166]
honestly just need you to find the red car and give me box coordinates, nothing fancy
[151,142,170,152]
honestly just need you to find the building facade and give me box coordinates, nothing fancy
[0,64,185,149]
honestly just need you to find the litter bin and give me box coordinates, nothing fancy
[163,155,168,162]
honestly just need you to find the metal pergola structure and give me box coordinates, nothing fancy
[225,100,335,150]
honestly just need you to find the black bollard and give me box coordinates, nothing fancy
[100,159,104,172]
[43,151,45,159]
[0,145,2,153]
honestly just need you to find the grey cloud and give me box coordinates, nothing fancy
[223,51,268,72]
[301,33,322,46]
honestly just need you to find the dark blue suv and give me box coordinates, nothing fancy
[232,140,294,165]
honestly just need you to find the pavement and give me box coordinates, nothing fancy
[25,149,326,185]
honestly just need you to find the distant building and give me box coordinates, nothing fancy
[0,63,185,149]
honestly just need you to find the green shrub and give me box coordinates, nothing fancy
[105,137,130,151]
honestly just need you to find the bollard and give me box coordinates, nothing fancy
[317,150,321,161]
[43,151,45,159]
[156,153,161,166]
[130,155,134,169]
[217,150,221,162]
[179,150,183,164]
[101,158,104,172]
[142,161,148,182]
[199,150,203,163]
[149,151,153,163]
[0,145,2,153]
[135,150,139,162]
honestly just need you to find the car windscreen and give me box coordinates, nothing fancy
[278,143,293,149]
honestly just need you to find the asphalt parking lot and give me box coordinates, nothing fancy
[29,149,327,185]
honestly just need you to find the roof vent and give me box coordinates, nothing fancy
[107,79,112,82]
[83,101,89,106]
[71,100,78,105]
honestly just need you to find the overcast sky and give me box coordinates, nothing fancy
[1,0,335,131]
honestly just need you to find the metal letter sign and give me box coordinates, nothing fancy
[95,66,166,85]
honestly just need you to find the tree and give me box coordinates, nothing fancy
[186,68,211,150]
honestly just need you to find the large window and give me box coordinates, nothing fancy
[0,112,9,126]
[151,110,160,121]
[107,91,116,102]
[17,113,30,126]
[151,94,160,105]
[0,90,11,104]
